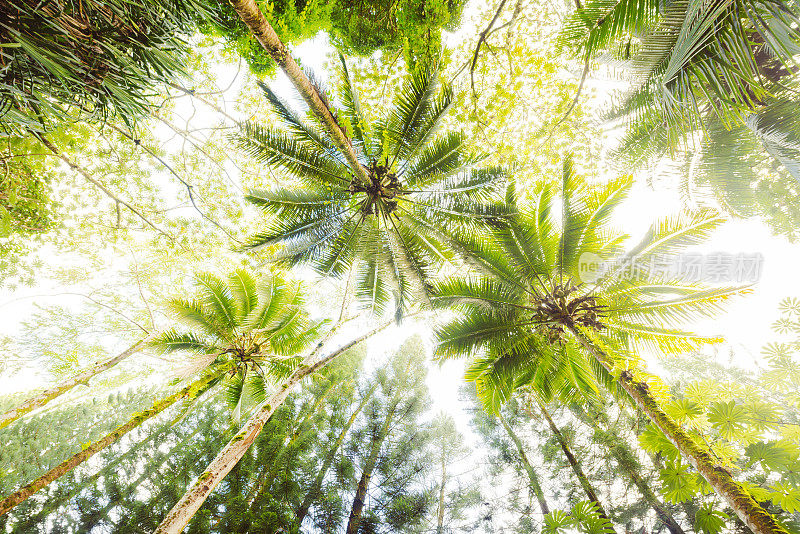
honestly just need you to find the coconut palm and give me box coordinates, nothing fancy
[0,269,318,518]
[431,157,788,533]
[235,55,506,315]
[560,0,800,127]
[151,269,321,417]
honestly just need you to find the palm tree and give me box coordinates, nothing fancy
[151,268,321,417]
[0,269,317,518]
[153,317,394,534]
[559,0,800,227]
[235,56,506,315]
[560,0,800,129]
[431,157,788,533]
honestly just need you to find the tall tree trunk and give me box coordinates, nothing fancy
[0,372,216,517]
[153,321,391,534]
[14,413,174,530]
[497,412,550,516]
[227,0,370,184]
[436,448,447,532]
[538,402,617,531]
[0,338,148,430]
[346,394,399,534]
[569,326,790,534]
[296,381,379,525]
[245,382,336,507]
[570,404,685,534]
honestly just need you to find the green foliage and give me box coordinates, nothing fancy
[543,501,615,534]
[694,504,728,534]
[658,461,700,503]
[237,56,505,315]
[559,0,800,240]
[0,0,212,135]
[197,0,466,74]
[151,269,321,416]
[433,156,740,411]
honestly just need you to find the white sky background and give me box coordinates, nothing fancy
[2,5,800,430]
[2,5,800,528]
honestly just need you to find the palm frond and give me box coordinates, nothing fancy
[149,330,216,354]
[229,268,258,320]
[234,123,350,187]
[195,273,238,332]
[257,81,338,154]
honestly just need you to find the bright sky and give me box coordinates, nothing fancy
[2,16,799,460]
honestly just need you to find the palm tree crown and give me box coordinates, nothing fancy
[432,157,743,410]
[151,269,320,415]
[235,56,506,315]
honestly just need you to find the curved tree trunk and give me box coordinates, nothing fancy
[570,404,685,534]
[0,372,216,517]
[497,412,550,516]
[153,321,391,534]
[227,0,370,184]
[569,326,790,534]
[538,402,617,530]
[296,381,379,525]
[0,338,148,430]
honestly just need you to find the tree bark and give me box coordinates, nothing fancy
[570,404,685,534]
[0,372,216,517]
[569,326,790,534]
[0,338,148,430]
[245,381,336,508]
[436,448,447,533]
[497,412,550,516]
[538,402,616,530]
[153,321,391,534]
[296,381,379,525]
[227,0,370,185]
[345,392,399,534]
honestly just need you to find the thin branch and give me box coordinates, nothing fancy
[470,0,510,100]
[540,53,592,147]
[106,124,243,244]
[36,135,187,251]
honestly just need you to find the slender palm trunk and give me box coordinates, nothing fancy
[346,398,398,534]
[296,382,379,525]
[154,322,391,534]
[0,338,148,430]
[497,412,550,516]
[570,404,685,534]
[569,326,790,534]
[227,0,370,184]
[538,402,617,531]
[0,372,215,517]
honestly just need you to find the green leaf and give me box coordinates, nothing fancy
[695,504,728,534]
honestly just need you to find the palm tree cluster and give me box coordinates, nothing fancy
[1,0,799,532]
